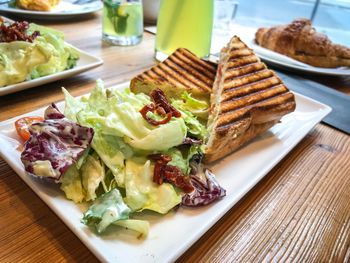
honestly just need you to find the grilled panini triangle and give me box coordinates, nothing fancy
[130,48,217,101]
[205,36,296,163]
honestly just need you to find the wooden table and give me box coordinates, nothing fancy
[1,13,350,263]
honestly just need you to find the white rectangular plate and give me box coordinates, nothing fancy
[0,82,331,262]
[0,48,103,96]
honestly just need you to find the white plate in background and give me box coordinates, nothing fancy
[211,25,350,76]
[0,48,103,96]
[252,43,350,76]
[0,0,102,19]
[0,81,331,262]
[0,15,103,96]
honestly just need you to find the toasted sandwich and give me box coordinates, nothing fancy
[204,36,296,163]
[130,48,217,101]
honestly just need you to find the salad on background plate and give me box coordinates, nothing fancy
[0,19,80,87]
[0,16,103,96]
[0,0,102,19]
[17,80,226,237]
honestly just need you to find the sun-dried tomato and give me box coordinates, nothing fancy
[150,89,181,118]
[0,21,40,43]
[140,89,181,126]
[149,154,194,193]
[139,104,172,126]
[163,165,194,193]
[148,154,172,163]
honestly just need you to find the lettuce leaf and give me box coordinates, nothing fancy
[60,165,85,203]
[82,189,131,233]
[125,118,187,151]
[165,145,204,175]
[113,219,149,238]
[28,23,80,78]
[0,42,49,86]
[62,87,86,122]
[81,152,105,201]
[124,158,181,214]
[64,81,188,152]
[172,92,209,120]
[176,108,208,141]
[91,132,131,187]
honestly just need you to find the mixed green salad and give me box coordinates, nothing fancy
[0,20,80,87]
[19,80,225,237]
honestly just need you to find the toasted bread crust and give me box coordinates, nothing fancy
[204,119,279,163]
[205,36,296,163]
[130,48,217,100]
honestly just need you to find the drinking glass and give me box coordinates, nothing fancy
[102,0,143,46]
[214,0,239,31]
[155,0,214,60]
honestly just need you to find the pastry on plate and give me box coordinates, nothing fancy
[255,18,350,68]
[16,0,60,11]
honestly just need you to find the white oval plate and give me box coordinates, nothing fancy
[211,26,350,76]
[253,43,350,76]
[0,0,102,19]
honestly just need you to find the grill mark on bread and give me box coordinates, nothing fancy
[220,84,288,113]
[172,52,217,81]
[151,65,187,87]
[223,62,266,79]
[222,76,283,102]
[226,48,254,60]
[130,48,216,95]
[227,55,259,67]
[253,93,295,112]
[223,69,275,91]
[144,69,166,82]
[169,53,215,90]
[216,91,294,128]
[215,111,252,134]
[179,49,217,73]
[146,68,169,82]
[161,59,209,92]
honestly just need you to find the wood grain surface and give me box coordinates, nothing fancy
[0,12,350,263]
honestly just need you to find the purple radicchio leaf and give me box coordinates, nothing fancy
[44,103,65,120]
[182,169,226,207]
[21,103,94,181]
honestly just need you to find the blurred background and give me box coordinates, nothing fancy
[214,0,350,46]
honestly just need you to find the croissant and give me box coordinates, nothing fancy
[255,18,350,68]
